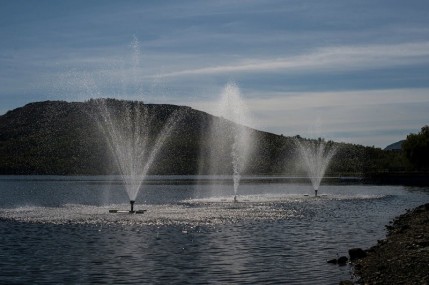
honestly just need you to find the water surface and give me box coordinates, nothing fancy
[1,176,428,284]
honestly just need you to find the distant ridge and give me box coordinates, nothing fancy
[0,100,289,175]
[0,100,398,176]
[384,140,405,151]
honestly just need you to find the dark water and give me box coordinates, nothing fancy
[0,176,428,284]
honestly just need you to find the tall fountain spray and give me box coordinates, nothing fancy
[82,37,182,212]
[91,98,181,211]
[206,83,253,202]
[296,139,337,196]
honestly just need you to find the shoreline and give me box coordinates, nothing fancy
[364,172,429,186]
[353,203,429,284]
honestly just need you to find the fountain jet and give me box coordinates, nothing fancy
[204,83,254,202]
[91,99,182,212]
[82,38,184,213]
[296,138,337,196]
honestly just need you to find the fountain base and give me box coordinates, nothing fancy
[109,209,147,214]
[109,201,146,214]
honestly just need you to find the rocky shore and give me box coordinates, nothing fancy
[353,203,429,284]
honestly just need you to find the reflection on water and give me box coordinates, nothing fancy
[0,176,428,284]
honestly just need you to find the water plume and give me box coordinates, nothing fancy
[205,82,253,201]
[295,138,337,196]
[90,98,182,202]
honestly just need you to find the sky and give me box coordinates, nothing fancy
[1,0,429,148]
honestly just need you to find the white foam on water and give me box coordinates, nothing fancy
[1,201,297,226]
[0,192,390,226]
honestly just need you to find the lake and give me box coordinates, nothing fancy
[0,176,428,284]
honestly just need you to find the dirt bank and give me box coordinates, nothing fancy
[354,203,429,284]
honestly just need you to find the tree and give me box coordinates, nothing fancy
[402,126,429,170]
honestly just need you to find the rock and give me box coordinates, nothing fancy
[349,248,367,260]
[416,240,429,247]
[327,258,337,264]
[339,281,353,285]
[418,246,429,252]
[398,224,410,233]
[337,256,348,265]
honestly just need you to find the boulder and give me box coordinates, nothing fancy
[349,248,367,260]
[337,256,348,265]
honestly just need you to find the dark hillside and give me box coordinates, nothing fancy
[0,100,401,176]
[0,101,110,174]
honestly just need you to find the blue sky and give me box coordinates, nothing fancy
[1,0,429,147]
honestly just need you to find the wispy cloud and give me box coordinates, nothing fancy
[245,88,429,111]
[155,42,429,78]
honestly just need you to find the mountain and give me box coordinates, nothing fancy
[384,140,405,151]
[0,99,400,175]
[0,100,287,175]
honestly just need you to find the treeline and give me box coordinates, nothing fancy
[402,125,429,171]
[0,99,417,176]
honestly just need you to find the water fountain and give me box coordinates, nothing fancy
[91,98,182,213]
[78,37,184,213]
[295,138,337,196]
[205,83,253,202]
